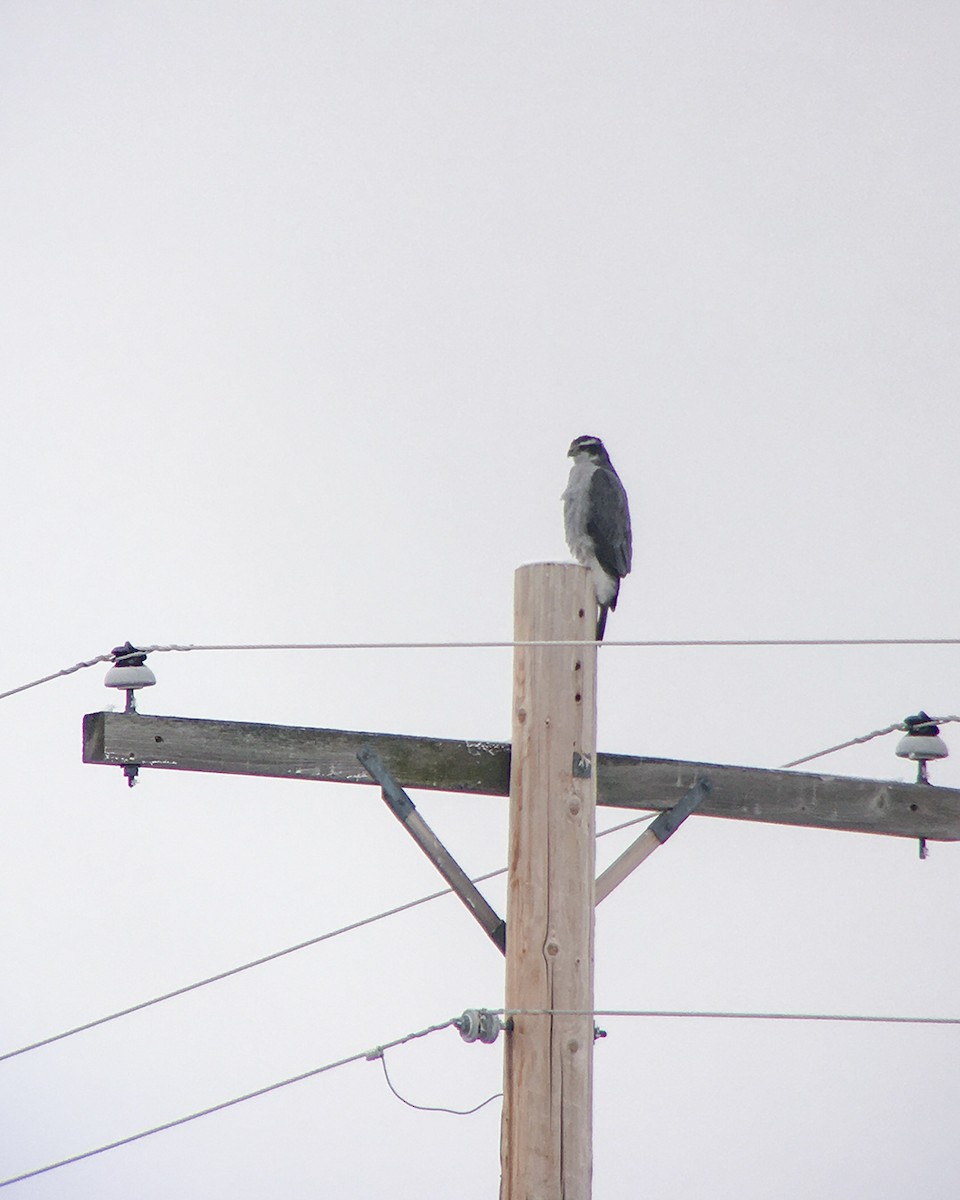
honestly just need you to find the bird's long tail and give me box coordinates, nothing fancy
[596,605,609,641]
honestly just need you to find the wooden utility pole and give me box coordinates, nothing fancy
[500,563,598,1200]
[80,579,960,1196]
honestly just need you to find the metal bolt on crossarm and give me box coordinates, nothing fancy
[896,711,949,857]
[104,642,156,786]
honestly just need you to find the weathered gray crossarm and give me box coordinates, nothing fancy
[83,711,511,793]
[83,711,960,841]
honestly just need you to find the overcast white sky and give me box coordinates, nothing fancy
[2,3,960,1196]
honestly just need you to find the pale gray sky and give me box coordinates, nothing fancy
[2,3,960,1197]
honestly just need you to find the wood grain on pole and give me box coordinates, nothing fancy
[500,563,597,1200]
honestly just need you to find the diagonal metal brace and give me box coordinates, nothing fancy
[357,746,507,955]
[596,778,712,904]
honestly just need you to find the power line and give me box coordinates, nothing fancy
[6,693,960,1067]
[139,637,960,652]
[781,715,960,770]
[0,867,502,1064]
[0,653,114,702]
[597,813,657,838]
[5,1002,954,1188]
[501,1008,960,1027]
[0,814,654,1065]
[6,687,960,1064]
[0,1016,460,1190]
[2,637,958,703]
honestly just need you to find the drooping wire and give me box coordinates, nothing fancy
[0,814,655,1065]
[781,715,960,770]
[371,1048,502,1116]
[0,1017,460,1190]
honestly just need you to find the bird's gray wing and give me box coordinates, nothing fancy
[587,468,632,579]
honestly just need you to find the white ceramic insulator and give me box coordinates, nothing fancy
[895,733,949,761]
[104,664,157,690]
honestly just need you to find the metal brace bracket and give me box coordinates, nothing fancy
[357,747,507,955]
[595,778,712,903]
[572,752,592,779]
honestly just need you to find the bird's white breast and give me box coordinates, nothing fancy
[562,458,598,563]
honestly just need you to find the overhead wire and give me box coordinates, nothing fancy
[3,793,959,1184]
[4,1002,959,1188]
[136,637,960,650]
[781,715,960,770]
[0,866,505,1065]
[4,638,959,1149]
[0,637,955,1187]
[0,812,657,1065]
[0,1016,460,1190]
[1,637,958,704]
[7,740,960,1068]
[118,637,960,651]
[4,670,959,1066]
[500,1008,960,1027]
[0,652,114,702]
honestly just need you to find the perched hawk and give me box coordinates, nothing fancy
[562,435,632,640]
